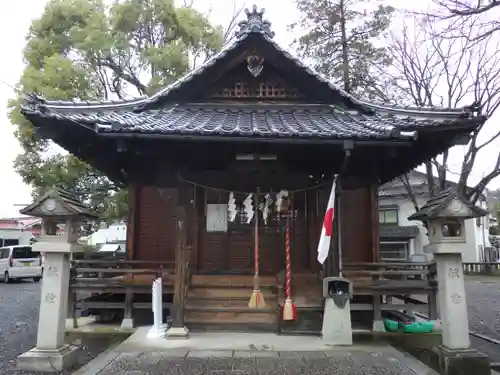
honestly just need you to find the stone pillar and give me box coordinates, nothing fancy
[17,250,79,372]
[434,253,469,349]
[407,192,491,375]
[16,189,98,372]
[428,250,490,375]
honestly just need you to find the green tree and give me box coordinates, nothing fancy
[8,0,224,222]
[290,0,395,98]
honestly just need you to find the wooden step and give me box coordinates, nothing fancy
[191,275,276,288]
[187,321,276,333]
[188,287,276,299]
[186,297,278,310]
[186,309,276,324]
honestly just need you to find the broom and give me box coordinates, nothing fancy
[282,210,297,320]
[249,188,266,308]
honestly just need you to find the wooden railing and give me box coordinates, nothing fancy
[67,259,174,327]
[343,262,438,321]
[463,262,500,275]
[67,208,193,328]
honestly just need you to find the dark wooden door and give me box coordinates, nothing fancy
[198,189,309,275]
[135,187,178,262]
[340,188,374,263]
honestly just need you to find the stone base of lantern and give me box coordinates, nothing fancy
[428,345,490,375]
[17,345,79,373]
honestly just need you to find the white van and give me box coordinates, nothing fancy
[0,246,43,283]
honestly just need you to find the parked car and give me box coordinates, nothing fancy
[0,245,43,283]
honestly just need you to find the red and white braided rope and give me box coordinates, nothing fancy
[285,214,292,299]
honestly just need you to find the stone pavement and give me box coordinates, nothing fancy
[75,348,438,375]
[73,331,439,375]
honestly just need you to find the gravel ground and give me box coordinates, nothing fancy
[465,275,500,362]
[0,280,109,375]
[466,276,500,340]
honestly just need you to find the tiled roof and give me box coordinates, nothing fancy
[136,18,477,117]
[0,220,23,230]
[407,188,488,221]
[29,102,461,140]
[20,188,98,219]
[22,7,484,139]
[380,225,420,239]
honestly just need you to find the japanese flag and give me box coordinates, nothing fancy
[317,178,337,264]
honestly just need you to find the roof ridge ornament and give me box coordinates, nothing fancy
[235,4,275,39]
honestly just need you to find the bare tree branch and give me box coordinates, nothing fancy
[223,0,246,42]
[387,13,500,204]
[427,0,500,43]
[400,174,421,211]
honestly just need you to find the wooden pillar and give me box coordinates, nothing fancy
[187,203,199,272]
[126,183,140,261]
[121,288,134,329]
[172,207,187,328]
[65,265,77,330]
[307,189,318,272]
[370,183,380,262]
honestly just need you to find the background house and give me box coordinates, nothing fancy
[0,216,66,247]
[379,170,491,262]
[0,218,33,246]
[78,222,127,249]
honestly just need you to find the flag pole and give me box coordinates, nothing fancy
[336,151,349,277]
[316,147,351,270]
[336,184,343,278]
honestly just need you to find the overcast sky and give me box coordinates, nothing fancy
[0,0,498,217]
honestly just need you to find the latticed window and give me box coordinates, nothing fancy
[212,80,301,99]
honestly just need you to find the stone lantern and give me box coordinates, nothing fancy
[17,188,98,372]
[408,188,489,375]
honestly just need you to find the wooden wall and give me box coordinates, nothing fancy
[126,186,179,262]
[127,182,380,272]
[339,186,379,263]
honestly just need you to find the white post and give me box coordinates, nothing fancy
[147,278,166,339]
[17,246,79,372]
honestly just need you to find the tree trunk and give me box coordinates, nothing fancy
[339,0,350,93]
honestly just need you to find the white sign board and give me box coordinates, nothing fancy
[206,204,228,233]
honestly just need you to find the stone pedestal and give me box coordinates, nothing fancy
[372,320,386,332]
[428,346,490,375]
[166,326,189,339]
[434,252,470,349]
[321,297,353,346]
[17,345,79,373]
[17,250,78,372]
[121,318,135,330]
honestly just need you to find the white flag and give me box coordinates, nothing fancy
[317,178,337,264]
